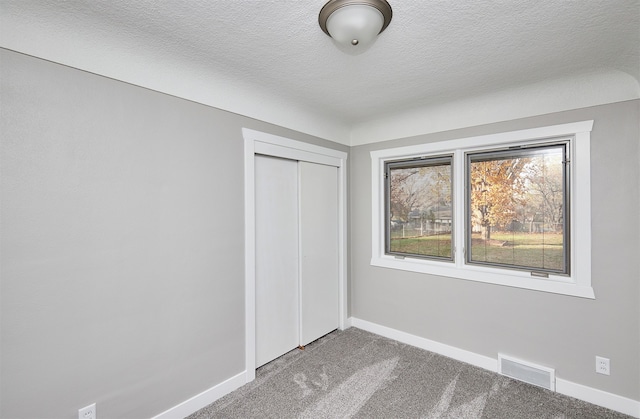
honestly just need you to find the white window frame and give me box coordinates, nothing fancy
[371,121,594,299]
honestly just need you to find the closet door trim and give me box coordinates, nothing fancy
[243,128,348,382]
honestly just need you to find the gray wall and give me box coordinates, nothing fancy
[350,99,640,400]
[0,49,347,418]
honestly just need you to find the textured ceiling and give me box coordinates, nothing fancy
[1,0,639,144]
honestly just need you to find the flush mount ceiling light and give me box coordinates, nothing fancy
[319,0,392,51]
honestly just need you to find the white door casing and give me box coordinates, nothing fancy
[244,128,348,382]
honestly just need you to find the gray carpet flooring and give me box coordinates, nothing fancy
[188,328,632,418]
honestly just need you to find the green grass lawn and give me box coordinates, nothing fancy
[390,232,565,271]
[471,232,564,271]
[389,234,452,258]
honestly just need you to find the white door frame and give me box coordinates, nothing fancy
[243,128,348,382]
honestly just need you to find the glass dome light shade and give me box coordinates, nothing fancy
[326,4,384,48]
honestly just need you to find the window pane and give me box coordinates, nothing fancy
[467,145,568,274]
[386,157,452,260]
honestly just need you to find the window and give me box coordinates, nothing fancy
[371,121,594,298]
[466,143,569,275]
[385,156,453,260]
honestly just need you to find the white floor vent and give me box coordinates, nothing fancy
[498,354,555,391]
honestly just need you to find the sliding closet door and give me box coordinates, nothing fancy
[254,155,299,367]
[299,161,339,346]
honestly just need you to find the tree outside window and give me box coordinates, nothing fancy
[385,156,453,260]
[466,144,568,274]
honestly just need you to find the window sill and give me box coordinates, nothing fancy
[371,256,595,299]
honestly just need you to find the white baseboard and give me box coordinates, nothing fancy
[350,317,497,372]
[151,320,639,419]
[348,317,640,418]
[342,316,353,329]
[151,371,247,419]
[556,377,640,418]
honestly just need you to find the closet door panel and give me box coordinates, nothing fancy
[255,155,299,367]
[299,161,339,346]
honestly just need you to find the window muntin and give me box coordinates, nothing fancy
[385,156,453,260]
[465,143,569,275]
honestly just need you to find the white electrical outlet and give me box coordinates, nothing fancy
[596,356,610,375]
[79,403,96,419]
